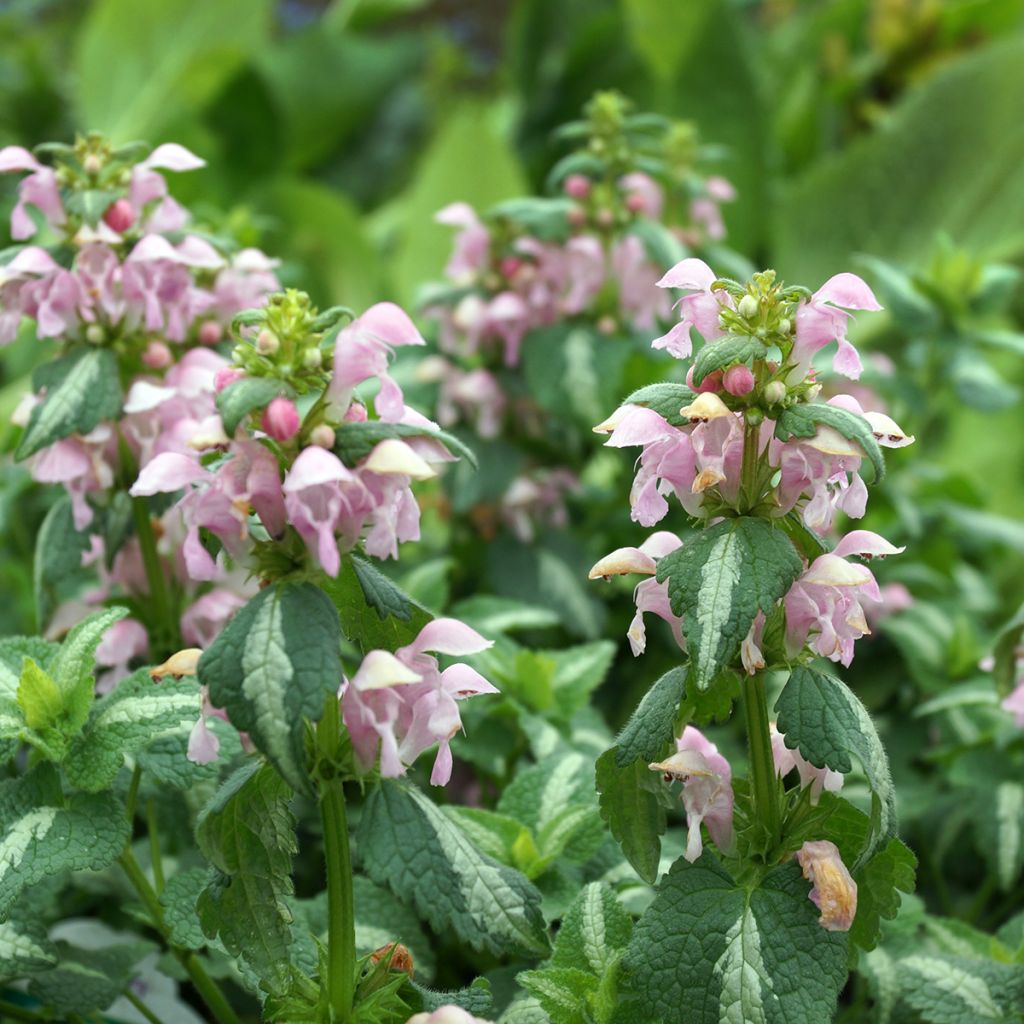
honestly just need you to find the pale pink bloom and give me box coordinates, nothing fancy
[187,685,232,765]
[770,722,843,802]
[407,1006,494,1024]
[94,618,149,694]
[612,235,671,330]
[429,359,506,438]
[796,840,858,932]
[561,235,606,315]
[499,468,579,543]
[652,258,731,359]
[485,291,531,367]
[208,249,280,322]
[792,274,881,380]
[0,146,66,240]
[180,588,248,648]
[864,581,913,628]
[1001,681,1024,727]
[620,172,664,219]
[435,202,491,282]
[651,725,734,862]
[32,430,116,529]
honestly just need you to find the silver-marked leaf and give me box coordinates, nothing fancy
[775,665,896,863]
[0,792,129,918]
[655,518,802,689]
[198,581,342,793]
[692,335,767,385]
[620,383,696,428]
[15,348,122,459]
[897,954,1024,1023]
[975,781,1024,893]
[518,966,597,1024]
[624,853,848,1024]
[774,402,885,482]
[357,781,549,957]
[498,752,595,834]
[136,716,241,790]
[195,761,297,994]
[64,669,202,791]
[0,638,59,702]
[0,918,57,980]
[551,882,632,976]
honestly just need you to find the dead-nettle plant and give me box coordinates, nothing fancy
[587,259,918,1023]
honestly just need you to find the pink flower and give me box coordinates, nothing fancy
[770,722,843,802]
[792,274,881,380]
[1001,681,1024,727]
[652,258,731,359]
[564,174,591,200]
[262,397,301,442]
[612,235,671,330]
[796,840,858,932]
[407,1007,494,1024]
[32,430,116,529]
[0,146,66,240]
[500,468,579,543]
[620,172,664,219]
[180,588,248,648]
[94,618,149,694]
[650,725,734,862]
[435,202,491,282]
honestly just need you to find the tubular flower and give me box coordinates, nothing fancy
[650,726,734,862]
[653,258,731,359]
[791,273,881,380]
[770,723,843,802]
[795,840,858,932]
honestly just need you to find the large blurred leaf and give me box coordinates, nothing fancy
[378,101,526,306]
[622,0,705,83]
[73,0,272,140]
[776,33,1024,279]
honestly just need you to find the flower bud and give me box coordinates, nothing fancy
[309,424,336,449]
[625,192,647,213]
[198,321,223,346]
[262,397,301,442]
[564,174,591,200]
[596,208,615,229]
[344,403,368,423]
[744,407,764,426]
[686,366,723,394]
[369,943,414,977]
[763,380,786,405]
[597,315,618,335]
[142,340,172,369]
[103,198,135,233]
[567,206,588,228]
[500,257,523,279]
[256,329,279,355]
[737,294,759,319]
[213,367,244,393]
[796,840,857,932]
[302,346,323,371]
[723,364,755,396]
[83,153,103,177]
[85,324,105,345]
[777,317,791,336]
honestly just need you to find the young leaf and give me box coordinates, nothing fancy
[63,670,202,792]
[350,554,413,621]
[851,837,918,953]
[0,638,59,702]
[0,792,130,917]
[775,665,896,863]
[518,966,597,1024]
[195,761,297,994]
[15,348,123,459]
[624,853,848,1024]
[34,496,92,631]
[198,581,342,792]
[619,382,696,428]
[774,403,885,482]
[615,666,685,768]
[333,419,477,470]
[216,376,289,436]
[655,518,802,690]
[691,335,767,385]
[16,659,63,734]
[357,780,549,957]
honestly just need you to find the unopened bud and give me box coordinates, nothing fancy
[85,324,105,345]
[309,424,336,449]
[83,153,103,177]
[745,407,764,426]
[142,340,173,369]
[597,315,618,335]
[567,207,588,228]
[369,943,414,977]
[625,192,647,213]
[777,317,791,336]
[198,321,223,346]
[738,294,759,319]
[256,329,279,355]
[685,366,723,394]
[723,364,755,397]
[596,208,615,229]
[763,380,786,405]
[564,174,591,200]
[103,198,135,234]
[500,257,523,279]
[262,397,301,442]
[302,346,323,371]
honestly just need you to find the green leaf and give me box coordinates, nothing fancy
[851,837,918,953]
[451,596,560,635]
[595,750,667,885]
[615,667,685,768]
[333,419,477,470]
[216,376,289,436]
[0,638,59,702]
[64,188,120,228]
[358,780,549,957]
[350,554,412,621]
[624,854,848,1024]
[691,335,768,386]
[619,383,696,428]
[546,640,616,720]
[488,197,575,241]
[518,966,597,1024]
[136,716,240,790]
[63,670,202,792]
[655,518,802,689]
[0,792,129,918]
[353,876,435,978]
[442,806,532,866]
[160,868,209,950]
[774,402,886,482]
[198,582,342,793]
[15,349,122,460]
[552,882,633,975]
[774,665,896,863]
[896,955,1024,1023]
[34,496,92,631]
[498,752,595,833]
[17,659,63,733]
[0,918,57,980]
[855,254,940,331]
[975,781,1024,892]
[195,762,297,994]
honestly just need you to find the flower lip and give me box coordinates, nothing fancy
[656,257,717,291]
[588,546,657,580]
[649,749,717,781]
[680,392,733,423]
[150,648,203,679]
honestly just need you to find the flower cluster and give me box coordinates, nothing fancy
[593,259,913,669]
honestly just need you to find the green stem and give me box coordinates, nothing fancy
[742,672,781,850]
[317,694,356,1023]
[0,999,46,1022]
[119,849,241,1024]
[146,798,165,894]
[123,990,164,1024]
[131,494,176,654]
[739,418,762,513]
[125,764,142,822]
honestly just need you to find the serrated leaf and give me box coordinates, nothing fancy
[0,918,58,980]
[333,419,477,470]
[17,659,63,733]
[774,665,896,863]
[692,335,768,385]
[64,670,202,791]
[195,761,297,994]
[518,966,597,1023]
[619,382,696,428]
[198,581,342,793]
[551,882,633,975]
[546,640,615,720]
[851,837,918,953]
[896,954,1024,1023]
[27,939,154,1015]
[0,638,59,702]
[15,348,122,459]
[624,853,848,1024]
[498,752,594,833]
[0,792,129,918]
[412,977,494,1015]
[595,750,667,885]
[615,667,685,768]
[34,496,92,631]
[160,868,209,950]
[655,518,802,690]
[136,716,241,789]
[774,402,885,482]
[215,376,288,436]
[357,780,549,957]
[351,876,435,979]
[442,806,531,865]
[321,558,432,654]
[350,554,412,621]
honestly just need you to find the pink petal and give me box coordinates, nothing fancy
[656,257,717,291]
[358,302,425,348]
[813,273,882,311]
[409,618,493,657]
[140,143,206,172]
[832,531,905,560]
[283,446,352,491]
[440,662,499,698]
[131,452,208,495]
[0,146,41,173]
[605,406,673,448]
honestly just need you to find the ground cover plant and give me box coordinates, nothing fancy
[0,2,1022,1023]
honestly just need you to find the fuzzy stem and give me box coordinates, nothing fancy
[742,672,781,849]
[739,418,762,513]
[317,693,356,1023]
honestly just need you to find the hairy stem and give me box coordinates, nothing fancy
[742,672,781,850]
[317,693,356,1023]
[739,418,762,513]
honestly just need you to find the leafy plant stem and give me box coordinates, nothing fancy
[123,990,164,1024]
[118,848,241,1024]
[739,418,761,513]
[131,493,176,657]
[317,693,356,1023]
[146,798,165,894]
[0,999,46,1022]
[742,671,781,849]
[125,763,142,821]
